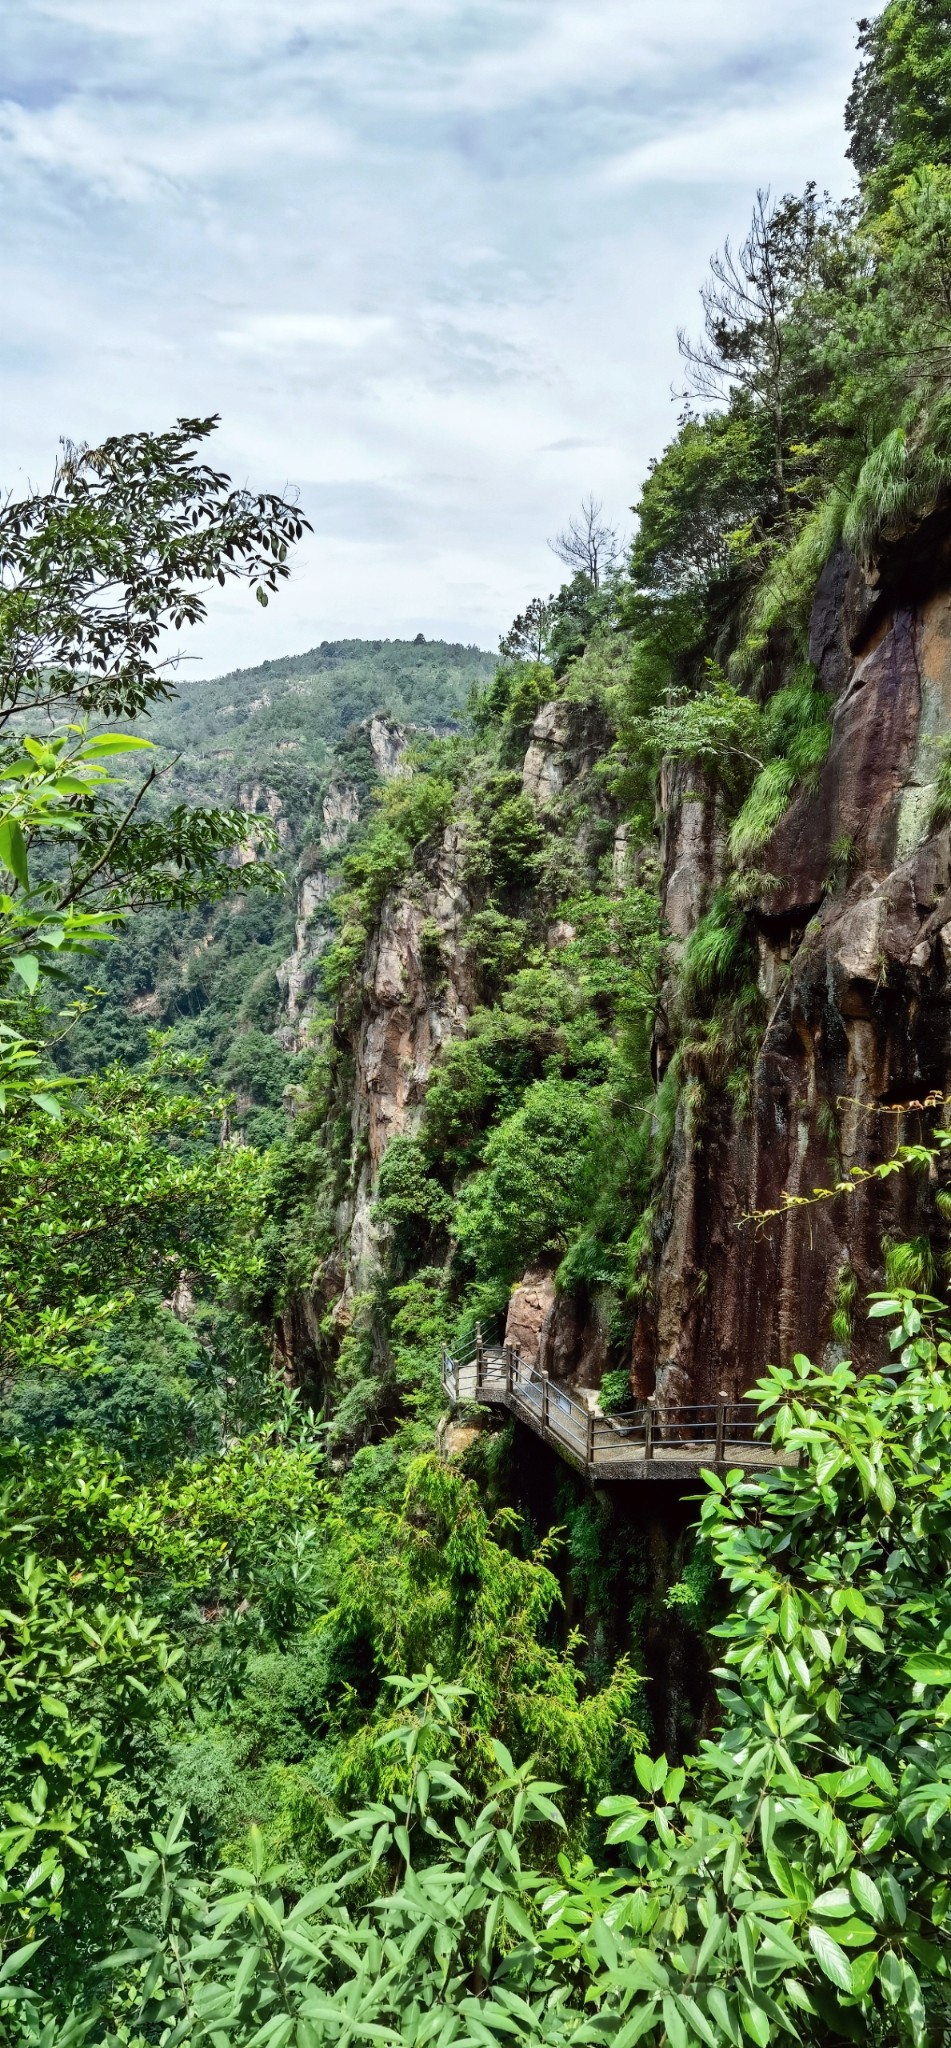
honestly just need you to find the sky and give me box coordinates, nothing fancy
[2,0,864,676]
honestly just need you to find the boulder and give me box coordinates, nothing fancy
[504,1270,556,1363]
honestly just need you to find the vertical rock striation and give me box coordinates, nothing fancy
[637,527,951,1399]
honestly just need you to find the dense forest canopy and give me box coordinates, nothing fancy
[5,3,951,2042]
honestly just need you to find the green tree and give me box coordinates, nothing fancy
[454,1077,600,1283]
[0,417,304,729]
[847,0,951,207]
[678,187,852,518]
[0,417,306,1096]
[0,1049,273,1379]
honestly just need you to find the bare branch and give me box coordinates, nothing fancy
[548,495,620,591]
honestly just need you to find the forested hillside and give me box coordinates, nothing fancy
[7,4,951,2043]
[57,638,494,1130]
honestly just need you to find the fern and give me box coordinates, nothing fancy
[884,1235,936,1293]
[843,425,951,562]
[680,894,748,1001]
[728,676,831,863]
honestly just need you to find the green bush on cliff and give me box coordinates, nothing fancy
[375,1134,453,1272]
[817,166,951,556]
[729,672,832,861]
[472,656,553,758]
[321,760,458,999]
[680,892,751,1007]
[454,1076,601,1283]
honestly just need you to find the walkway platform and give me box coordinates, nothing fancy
[441,1343,794,1483]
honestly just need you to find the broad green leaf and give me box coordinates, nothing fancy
[739,1998,769,2048]
[11,955,39,993]
[808,1924,852,1991]
[900,1960,927,2048]
[865,1755,897,1798]
[662,1995,689,2048]
[879,1951,902,2005]
[0,819,28,887]
[675,1993,717,2048]
[850,1949,877,1998]
[707,1988,742,2048]
[695,1911,728,1974]
[850,1871,883,1923]
[812,1888,851,1919]
[880,1871,906,1926]
[81,733,154,755]
[905,1654,951,1686]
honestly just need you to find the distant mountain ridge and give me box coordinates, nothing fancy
[141,636,495,814]
[64,636,497,1130]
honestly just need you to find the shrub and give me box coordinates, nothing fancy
[454,1077,601,1282]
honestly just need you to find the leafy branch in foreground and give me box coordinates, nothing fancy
[0,416,309,726]
[0,417,304,1103]
[740,1091,949,1231]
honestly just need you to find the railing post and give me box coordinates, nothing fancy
[586,1408,594,1467]
[541,1372,549,1431]
[454,1355,460,1405]
[476,1322,484,1372]
[714,1401,726,1465]
[504,1343,513,1393]
[644,1403,654,1462]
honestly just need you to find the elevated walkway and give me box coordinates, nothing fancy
[441,1338,794,1483]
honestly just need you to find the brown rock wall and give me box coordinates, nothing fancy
[338,820,477,1291]
[639,546,951,1399]
[504,1271,557,1361]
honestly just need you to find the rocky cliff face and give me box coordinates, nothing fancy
[299,692,621,1357]
[276,717,412,1048]
[291,534,951,1415]
[276,713,478,1375]
[335,820,477,1294]
[635,524,951,1402]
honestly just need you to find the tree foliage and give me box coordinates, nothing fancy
[847,0,951,206]
[0,417,306,727]
[0,1049,272,1378]
[15,1294,951,2044]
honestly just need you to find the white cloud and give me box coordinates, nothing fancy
[602,87,851,191]
[0,0,861,671]
[218,313,395,354]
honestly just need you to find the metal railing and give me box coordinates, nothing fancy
[440,1326,781,1477]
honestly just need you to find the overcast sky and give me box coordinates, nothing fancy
[3,0,863,675]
